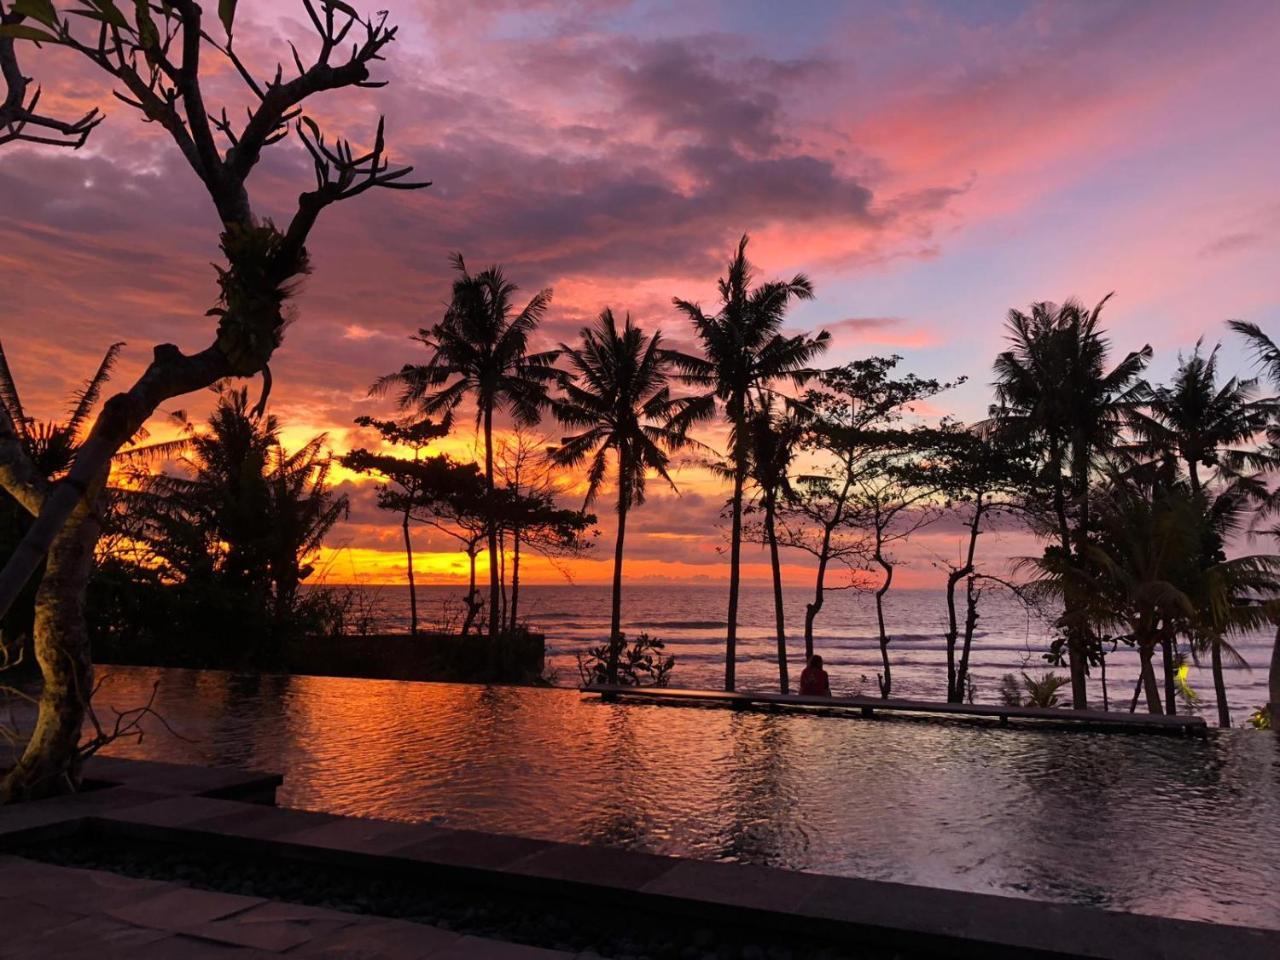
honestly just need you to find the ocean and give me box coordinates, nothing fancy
[337,582,1275,722]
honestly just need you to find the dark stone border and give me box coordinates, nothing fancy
[2,758,1274,960]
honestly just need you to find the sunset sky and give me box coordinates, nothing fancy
[2,0,1278,590]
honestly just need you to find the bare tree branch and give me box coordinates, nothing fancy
[0,5,101,148]
[78,678,194,761]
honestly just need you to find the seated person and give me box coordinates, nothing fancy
[798,654,831,697]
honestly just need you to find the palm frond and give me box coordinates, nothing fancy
[67,342,125,440]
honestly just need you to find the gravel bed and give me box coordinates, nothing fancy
[14,835,918,960]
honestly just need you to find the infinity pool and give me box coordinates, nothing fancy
[92,666,1279,930]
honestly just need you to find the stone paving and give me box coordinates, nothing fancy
[1,757,1277,960]
[0,854,575,959]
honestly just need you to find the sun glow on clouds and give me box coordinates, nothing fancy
[6,0,1278,587]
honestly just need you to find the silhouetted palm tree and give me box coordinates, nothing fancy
[550,308,703,683]
[674,235,828,691]
[265,435,349,625]
[992,295,1151,707]
[1230,321,1280,396]
[1229,319,1280,720]
[747,399,802,694]
[1024,472,1193,714]
[1130,340,1272,496]
[1186,477,1280,727]
[149,389,348,633]
[375,254,558,660]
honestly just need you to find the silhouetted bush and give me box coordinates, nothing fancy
[577,632,674,687]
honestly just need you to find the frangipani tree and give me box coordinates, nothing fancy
[0,0,426,801]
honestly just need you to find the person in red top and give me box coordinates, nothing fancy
[798,654,831,696]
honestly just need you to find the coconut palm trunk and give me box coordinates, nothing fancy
[1138,641,1162,714]
[508,527,521,635]
[1210,637,1231,728]
[1269,620,1280,724]
[483,404,501,669]
[1161,633,1177,716]
[725,435,747,692]
[764,492,789,694]
[402,510,418,637]
[607,467,630,685]
[0,499,99,802]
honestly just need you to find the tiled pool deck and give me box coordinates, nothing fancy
[0,757,1275,959]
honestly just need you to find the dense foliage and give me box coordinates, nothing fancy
[90,390,348,667]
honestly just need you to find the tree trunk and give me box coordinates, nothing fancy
[803,523,833,661]
[0,498,100,803]
[402,511,418,637]
[945,569,963,702]
[498,530,508,636]
[765,498,789,694]
[1161,633,1176,716]
[483,405,500,673]
[1270,619,1280,726]
[803,472,852,662]
[724,425,746,693]
[1187,458,1202,500]
[1138,643,1162,714]
[1066,630,1089,710]
[958,576,979,702]
[1070,443,1095,712]
[461,545,480,636]
[947,502,982,703]
[508,527,521,635]
[607,474,628,686]
[875,551,893,699]
[1099,646,1109,712]
[1048,435,1088,711]
[0,343,233,625]
[1210,637,1231,728]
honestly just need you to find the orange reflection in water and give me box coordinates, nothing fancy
[93,665,1280,931]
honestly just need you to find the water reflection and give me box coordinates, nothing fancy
[92,666,1280,930]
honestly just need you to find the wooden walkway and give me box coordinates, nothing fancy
[580,684,1208,734]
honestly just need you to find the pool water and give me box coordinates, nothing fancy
[92,666,1280,930]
